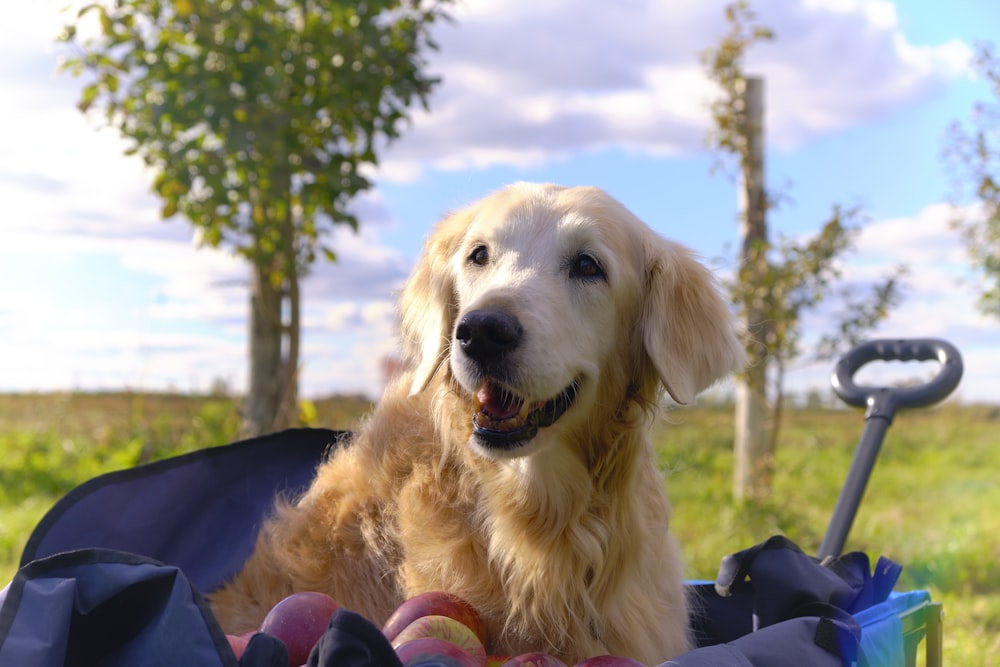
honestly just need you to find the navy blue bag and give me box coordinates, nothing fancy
[0,548,236,666]
[18,428,346,593]
[0,428,908,666]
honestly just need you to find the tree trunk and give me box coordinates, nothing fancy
[733,76,774,503]
[242,261,284,437]
[273,262,300,431]
[734,363,771,502]
[270,181,301,433]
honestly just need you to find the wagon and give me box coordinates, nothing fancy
[0,338,961,666]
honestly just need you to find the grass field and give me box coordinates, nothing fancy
[1,392,996,663]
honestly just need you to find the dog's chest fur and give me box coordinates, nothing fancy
[369,388,684,662]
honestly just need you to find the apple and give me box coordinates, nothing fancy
[390,614,487,664]
[394,636,484,667]
[500,653,569,667]
[225,633,250,659]
[487,655,513,666]
[383,591,488,645]
[258,591,341,666]
[572,657,646,666]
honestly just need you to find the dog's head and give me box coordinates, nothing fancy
[399,183,744,459]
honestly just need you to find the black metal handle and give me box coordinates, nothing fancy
[819,338,963,560]
[831,338,964,416]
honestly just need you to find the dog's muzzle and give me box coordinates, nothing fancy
[456,308,579,451]
[471,380,579,450]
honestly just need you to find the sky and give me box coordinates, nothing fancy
[1,0,998,405]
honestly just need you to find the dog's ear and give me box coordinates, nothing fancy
[642,239,746,404]
[398,209,470,395]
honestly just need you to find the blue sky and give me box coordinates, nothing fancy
[1,0,998,404]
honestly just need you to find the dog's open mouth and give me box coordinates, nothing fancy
[471,380,579,449]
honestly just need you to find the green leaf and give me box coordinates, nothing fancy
[77,83,99,113]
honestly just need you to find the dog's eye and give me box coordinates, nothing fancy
[570,253,605,280]
[469,245,489,267]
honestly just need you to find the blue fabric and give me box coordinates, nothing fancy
[662,616,856,667]
[686,535,871,667]
[713,535,902,626]
[658,643,754,666]
[21,428,341,594]
[0,549,233,667]
[855,591,931,667]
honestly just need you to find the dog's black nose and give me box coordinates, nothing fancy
[455,309,522,360]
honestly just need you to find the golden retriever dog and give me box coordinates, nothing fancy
[210,183,744,664]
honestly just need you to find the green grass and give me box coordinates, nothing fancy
[1,392,996,663]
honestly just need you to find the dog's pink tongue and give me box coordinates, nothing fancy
[476,383,523,420]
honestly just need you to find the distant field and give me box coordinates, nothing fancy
[1,392,996,664]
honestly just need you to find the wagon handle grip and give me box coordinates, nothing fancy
[830,338,964,417]
[818,338,963,560]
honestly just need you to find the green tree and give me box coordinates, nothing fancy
[59,0,453,436]
[702,1,903,503]
[945,42,1000,318]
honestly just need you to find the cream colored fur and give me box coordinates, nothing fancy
[209,183,745,665]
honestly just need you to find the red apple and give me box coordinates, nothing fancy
[383,591,488,646]
[394,636,484,667]
[225,633,250,659]
[390,614,487,663]
[258,591,341,666]
[572,656,646,666]
[500,653,569,667]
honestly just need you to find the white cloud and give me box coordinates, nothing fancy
[854,203,977,300]
[791,202,998,403]
[0,299,245,393]
[803,0,898,29]
[745,3,971,149]
[322,302,364,332]
[0,3,70,54]
[377,0,971,179]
